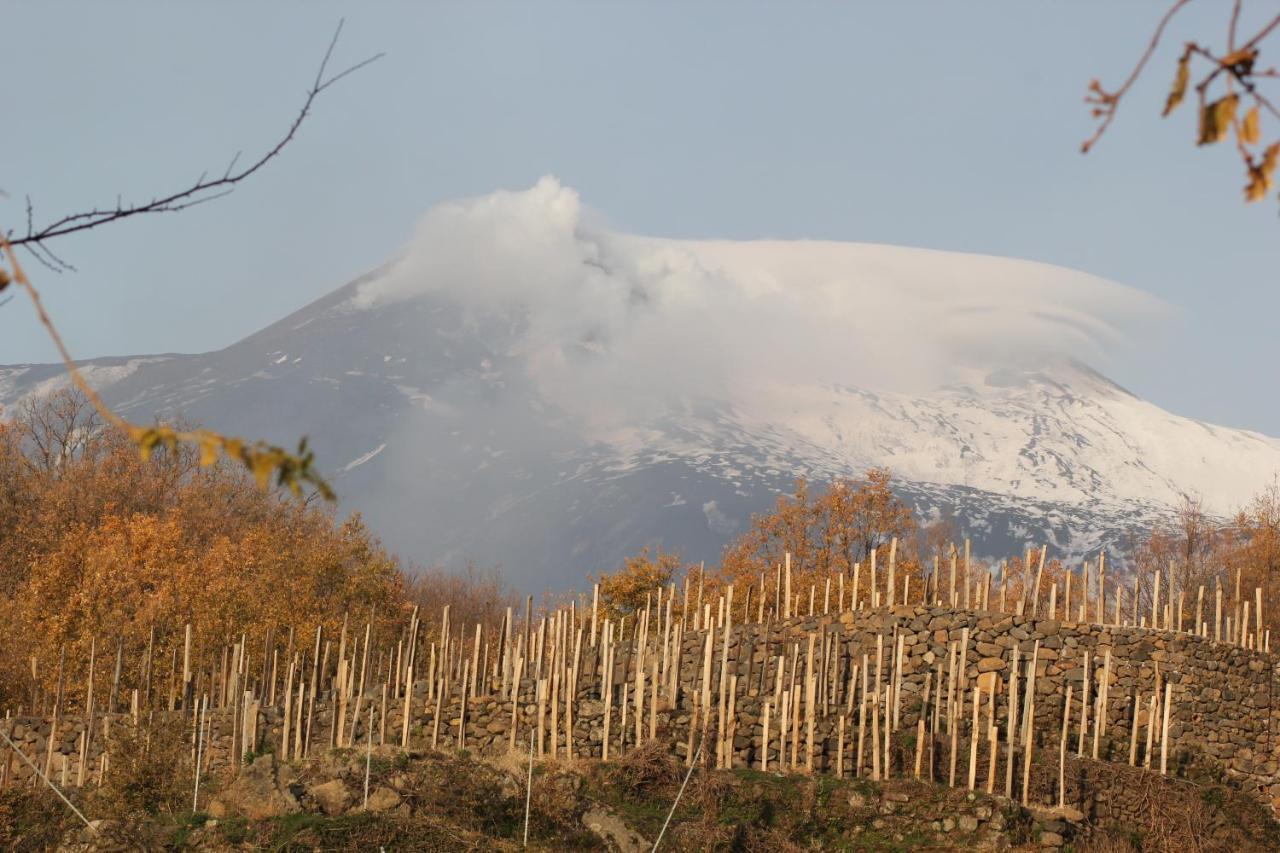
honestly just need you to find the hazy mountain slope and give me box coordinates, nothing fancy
[3,181,1276,591]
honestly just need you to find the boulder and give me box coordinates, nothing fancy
[309,778,354,816]
[583,806,650,853]
[207,753,299,820]
[364,785,402,812]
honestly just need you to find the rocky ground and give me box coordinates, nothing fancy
[3,743,1279,851]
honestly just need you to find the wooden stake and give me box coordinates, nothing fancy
[1059,685,1072,809]
[967,685,979,791]
[1160,681,1172,775]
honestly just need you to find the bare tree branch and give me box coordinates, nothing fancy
[5,19,383,254]
[1083,2,1280,207]
[1081,0,1195,154]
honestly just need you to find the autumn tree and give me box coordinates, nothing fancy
[0,392,404,710]
[718,469,921,614]
[403,561,519,641]
[593,546,688,621]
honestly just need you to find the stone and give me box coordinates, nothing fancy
[364,786,402,812]
[977,657,1005,673]
[309,778,354,816]
[206,753,300,820]
[958,815,979,831]
[583,806,650,853]
[1039,830,1065,847]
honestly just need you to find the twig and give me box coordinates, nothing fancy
[0,235,333,498]
[8,19,383,252]
[1242,13,1280,52]
[1082,0,1195,153]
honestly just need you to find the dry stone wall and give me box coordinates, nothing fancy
[3,605,1278,813]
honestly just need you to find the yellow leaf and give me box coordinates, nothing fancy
[1263,142,1280,176]
[1163,52,1190,117]
[250,451,277,488]
[1245,166,1271,202]
[199,436,219,467]
[1220,48,1258,69]
[1242,106,1261,145]
[137,432,158,461]
[1198,94,1238,145]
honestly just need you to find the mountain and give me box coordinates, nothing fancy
[3,179,1277,592]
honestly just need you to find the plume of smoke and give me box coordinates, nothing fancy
[354,176,1163,427]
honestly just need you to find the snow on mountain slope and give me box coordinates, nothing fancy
[1,178,1274,591]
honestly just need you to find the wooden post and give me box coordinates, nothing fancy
[967,685,980,791]
[1020,690,1034,808]
[1059,685,1073,809]
[887,538,897,609]
[602,629,613,761]
[1098,552,1107,626]
[1257,587,1265,651]
[181,625,192,711]
[1160,681,1172,775]
[1128,693,1140,766]
[1215,582,1223,643]
[805,631,816,773]
[856,661,866,777]
[1031,545,1045,617]
[949,547,957,609]
[892,632,905,731]
[836,714,846,777]
[783,554,791,621]
[870,548,879,609]
[1144,693,1156,769]
[281,659,294,757]
[985,685,997,795]
[1196,586,1205,637]
[1077,651,1089,758]
[760,699,771,771]
[914,671,930,780]
[871,679,881,781]
[947,647,958,787]
[1152,568,1161,631]
[591,584,599,649]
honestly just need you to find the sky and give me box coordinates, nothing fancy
[4,1,1280,435]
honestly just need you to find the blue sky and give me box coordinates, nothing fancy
[5,1,1280,433]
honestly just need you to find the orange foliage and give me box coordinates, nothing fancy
[0,391,403,710]
[718,470,923,612]
[593,547,688,621]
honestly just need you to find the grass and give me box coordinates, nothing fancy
[7,741,1280,851]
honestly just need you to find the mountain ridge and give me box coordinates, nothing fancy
[2,182,1274,590]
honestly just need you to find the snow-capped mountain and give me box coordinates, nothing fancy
[2,179,1276,592]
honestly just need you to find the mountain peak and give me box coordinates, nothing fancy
[0,183,1268,589]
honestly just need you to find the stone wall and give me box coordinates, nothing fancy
[3,605,1277,812]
